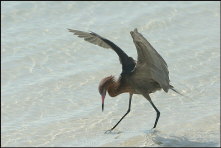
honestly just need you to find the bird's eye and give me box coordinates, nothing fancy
[99,89,102,95]
[98,87,103,95]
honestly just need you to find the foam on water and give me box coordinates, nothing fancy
[1,1,220,147]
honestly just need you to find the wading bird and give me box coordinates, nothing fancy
[68,28,182,132]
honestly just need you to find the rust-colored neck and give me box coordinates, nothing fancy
[107,80,121,97]
[107,78,132,97]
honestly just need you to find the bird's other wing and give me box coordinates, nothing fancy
[130,28,170,92]
[68,29,136,73]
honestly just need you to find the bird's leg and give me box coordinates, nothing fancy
[105,93,133,133]
[144,94,160,129]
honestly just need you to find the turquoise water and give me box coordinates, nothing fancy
[1,1,220,146]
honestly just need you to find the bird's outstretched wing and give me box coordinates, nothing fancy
[68,29,136,74]
[130,28,170,92]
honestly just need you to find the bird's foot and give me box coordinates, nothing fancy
[151,127,157,132]
[150,127,159,134]
[104,129,113,134]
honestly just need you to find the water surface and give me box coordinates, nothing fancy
[1,1,220,146]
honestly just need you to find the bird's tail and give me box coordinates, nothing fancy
[169,85,185,96]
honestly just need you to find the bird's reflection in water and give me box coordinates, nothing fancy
[144,130,218,147]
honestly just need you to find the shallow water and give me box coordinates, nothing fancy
[1,1,220,147]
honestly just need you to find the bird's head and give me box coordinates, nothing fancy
[98,76,114,112]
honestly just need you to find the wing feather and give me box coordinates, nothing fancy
[130,28,170,92]
[68,29,111,48]
[68,29,136,73]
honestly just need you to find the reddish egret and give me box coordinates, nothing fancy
[68,28,182,132]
